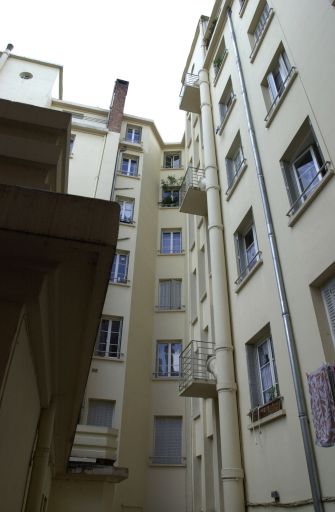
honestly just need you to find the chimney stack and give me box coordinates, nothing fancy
[108,79,129,133]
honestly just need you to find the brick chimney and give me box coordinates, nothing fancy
[107,79,129,133]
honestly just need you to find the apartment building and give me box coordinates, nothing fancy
[178,0,335,511]
[1,1,335,511]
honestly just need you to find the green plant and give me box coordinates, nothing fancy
[161,175,183,190]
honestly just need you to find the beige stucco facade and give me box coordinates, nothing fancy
[1,1,335,510]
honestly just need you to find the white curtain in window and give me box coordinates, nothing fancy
[87,400,114,428]
[159,281,170,309]
[322,278,335,345]
[171,280,181,309]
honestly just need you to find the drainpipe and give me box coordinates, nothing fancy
[227,8,323,512]
[0,43,14,72]
[25,402,56,512]
[198,67,245,511]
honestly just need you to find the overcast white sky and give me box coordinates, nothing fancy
[1,0,215,141]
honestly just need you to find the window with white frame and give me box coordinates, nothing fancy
[152,416,182,464]
[155,341,182,377]
[161,230,182,254]
[117,197,135,223]
[235,213,260,284]
[253,2,271,45]
[69,134,76,155]
[95,317,123,358]
[164,152,181,169]
[217,79,235,134]
[87,399,115,428]
[247,336,280,408]
[110,252,129,283]
[159,279,182,310]
[213,36,227,77]
[280,118,329,216]
[161,188,180,207]
[322,277,335,347]
[121,155,138,176]
[125,125,141,143]
[226,132,246,192]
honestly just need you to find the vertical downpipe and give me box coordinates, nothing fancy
[198,66,245,511]
[0,43,14,72]
[227,7,323,511]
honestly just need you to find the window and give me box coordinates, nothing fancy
[164,152,181,169]
[159,279,182,310]
[266,50,291,104]
[254,2,271,44]
[120,156,138,176]
[155,342,182,377]
[213,37,227,78]
[217,79,235,134]
[94,317,123,358]
[161,188,180,207]
[117,197,134,223]
[247,336,280,409]
[110,252,129,283]
[235,213,261,284]
[69,134,76,155]
[125,125,141,143]
[87,399,114,428]
[152,417,182,464]
[161,230,182,254]
[322,277,335,347]
[281,118,329,217]
[226,132,246,193]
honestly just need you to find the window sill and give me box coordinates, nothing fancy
[119,221,136,227]
[190,241,196,251]
[158,205,180,209]
[161,166,184,171]
[265,69,298,128]
[122,139,143,152]
[249,10,274,63]
[287,169,334,227]
[216,96,236,136]
[155,307,186,313]
[148,463,186,468]
[157,251,185,256]
[235,257,263,293]
[197,217,204,228]
[248,398,286,429]
[213,50,228,87]
[226,161,248,200]
[200,291,207,303]
[109,281,131,287]
[116,172,141,180]
[152,376,180,381]
[93,355,125,362]
[239,0,249,17]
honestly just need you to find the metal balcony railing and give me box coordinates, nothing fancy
[179,340,216,397]
[180,166,205,205]
[286,161,331,217]
[179,73,199,96]
[235,250,262,285]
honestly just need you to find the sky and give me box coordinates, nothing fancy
[1,0,215,142]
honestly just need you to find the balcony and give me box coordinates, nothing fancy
[71,424,119,462]
[179,340,217,398]
[179,166,207,215]
[179,73,201,113]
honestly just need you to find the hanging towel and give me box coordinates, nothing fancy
[307,363,335,447]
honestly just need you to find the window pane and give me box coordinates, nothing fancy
[171,343,181,376]
[294,149,319,195]
[172,232,181,253]
[153,417,182,464]
[157,343,169,376]
[161,232,171,253]
[87,400,114,428]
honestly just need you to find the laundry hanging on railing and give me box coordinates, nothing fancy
[307,363,335,447]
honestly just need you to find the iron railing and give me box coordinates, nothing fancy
[264,67,296,122]
[179,340,216,395]
[94,341,122,359]
[122,136,143,147]
[179,73,199,97]
[70,112,107,126]
[216,93,236,134]
[179,166,205,207]
[286,162,330,217]
[109,274,128,284]
[235,250,262,285]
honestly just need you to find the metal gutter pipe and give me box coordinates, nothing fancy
[0,43,14,72]
[227,8,323,511]
[197,15,245,509]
